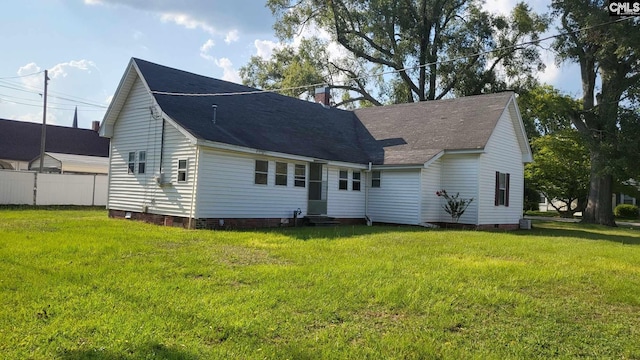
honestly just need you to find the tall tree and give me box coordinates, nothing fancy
[246,0,548,106]
[525,130,590,217]
[517,85,576,139]
[552,0,640,225]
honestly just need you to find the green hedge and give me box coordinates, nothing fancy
[614,204,639,219]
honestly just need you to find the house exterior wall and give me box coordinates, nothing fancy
[326,166,366,218]
[421,158,443,223]
[478,102,525,225]
[194,148,309,219]
[367,169,421,225]
[0,159,29,170]
[107,77,197,216]
[440,154,479,225]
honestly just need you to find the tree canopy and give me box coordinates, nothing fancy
[241,0,548,106]
[525,130,590,217]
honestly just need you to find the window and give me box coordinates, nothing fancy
[371,170,381,188]
[255,160,268,185]
[128,152,136,174]
[275,162,288,186]
[294,164,306,187]
[177,159,187,182]
[352,171,361,191]
[138,151,146,174]
[495,172,510,206]
[339,170,348,190]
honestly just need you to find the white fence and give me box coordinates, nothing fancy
[0,170,107,206]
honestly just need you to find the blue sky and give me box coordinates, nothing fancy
[0,0,580,129]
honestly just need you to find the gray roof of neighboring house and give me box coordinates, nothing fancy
[134,58,375,164]
[0,118,110,162]
[106,59,521,166]
[354,92,514,165]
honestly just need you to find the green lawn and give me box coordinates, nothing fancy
[1,209,639,359]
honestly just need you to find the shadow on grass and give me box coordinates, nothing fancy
[256,224,428,240]
[515,221,640,245]
[58,342,197,360]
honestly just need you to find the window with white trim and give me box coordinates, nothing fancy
[371,170,381,188]
[294,164,306,187]
[352,171,361,191]
[128,152,136,174]
[275,162,288,186]
[255,160,268,185]
[138,151,146,174]
[339,170,348,190]
[495,172,510,206]
[177,159,188,182]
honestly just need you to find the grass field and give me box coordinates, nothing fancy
[1,208,639,359]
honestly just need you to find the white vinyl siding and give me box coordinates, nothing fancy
[107,76,197,216]
[420,158,443,223]
[367,169,421,225]
[478,100,525,225]
[439,154,479,225]
[194,149,308,218]
[326,166,365,218]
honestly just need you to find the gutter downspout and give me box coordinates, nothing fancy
[187,146,200,229]
[365,162,372,226]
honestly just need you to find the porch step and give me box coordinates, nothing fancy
[304,215,340,227]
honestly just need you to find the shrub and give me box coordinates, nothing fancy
[614,204,639,219]
[436,189,474,223]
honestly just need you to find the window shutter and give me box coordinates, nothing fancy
[495,171,500,206]
[505,173,510,207]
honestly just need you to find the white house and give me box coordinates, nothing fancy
[100,58,532,229]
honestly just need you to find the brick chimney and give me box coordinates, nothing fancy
[314,87,330,106]
[92,121,100,132]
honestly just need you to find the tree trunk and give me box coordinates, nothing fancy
[581,149,616,226]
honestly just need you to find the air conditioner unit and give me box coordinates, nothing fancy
[154,173,171,186]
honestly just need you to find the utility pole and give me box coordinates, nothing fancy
[38,70,49,173]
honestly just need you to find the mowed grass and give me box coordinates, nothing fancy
[1,209,639,359]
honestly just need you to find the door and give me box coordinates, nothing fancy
[308,162,327,214]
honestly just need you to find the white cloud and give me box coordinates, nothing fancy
[200,39,215,61]
[160,12,216,35]
[254,39,280,60]
[224,30,239,44]
[483,0,517,15]
[18,63,43,90]
[214,58,242,84]
[49,60,98,79]
[82,0,274,34]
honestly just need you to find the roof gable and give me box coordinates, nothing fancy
[354,92,521,165]
[0,118,109,162]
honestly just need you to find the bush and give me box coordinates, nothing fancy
[614,204,639,219]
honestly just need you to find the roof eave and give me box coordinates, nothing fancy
[100,59,141,138]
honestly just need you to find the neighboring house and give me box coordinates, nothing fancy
[0,118,109,173]
[100,58,532,229]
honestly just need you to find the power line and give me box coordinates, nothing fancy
[0,71,43,80]
[0,78,108,108]
[0,97,105,111]
[151,16,635,98]
[0,92,107,109]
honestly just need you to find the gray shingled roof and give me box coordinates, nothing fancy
[126,59,516,166]
[354,92,514,165]
[0,118,109,162]
[134,58,374,164]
